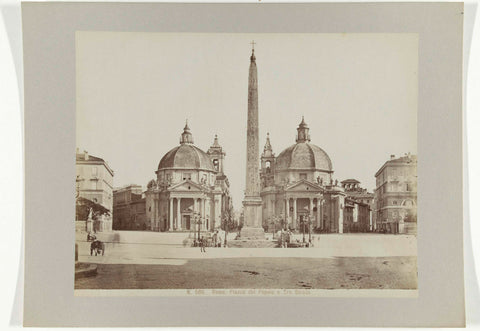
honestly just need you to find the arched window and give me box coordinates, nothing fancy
[213,159,219,171]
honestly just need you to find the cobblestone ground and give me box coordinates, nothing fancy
[75,256,417,289]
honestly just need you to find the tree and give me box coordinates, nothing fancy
[220,206,238,246]
[221,206,237,232]
[76,197,110,221]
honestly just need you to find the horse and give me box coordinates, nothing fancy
[90,240,105,256]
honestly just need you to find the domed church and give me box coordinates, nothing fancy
[145,121,232,232]
[260,117,354,233]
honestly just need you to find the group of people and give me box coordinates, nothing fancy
[277,229,317,248]
[278,229,292,248]
[194,230,226,252]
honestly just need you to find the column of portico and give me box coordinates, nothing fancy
[317,198,321,228]
[285,198,290,227]
[177,197,182,230]
[202,198,206,230]
[293,198,297,229]
[169,197,173,231]
[309,197,314,225]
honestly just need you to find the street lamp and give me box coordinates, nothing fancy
[222,215,230,247]
[270,217,276,238]
[195,212,203,245]
[75,176,84,221]
[307,215,312,244]
[302,206,310,243]
[302,217,306,243]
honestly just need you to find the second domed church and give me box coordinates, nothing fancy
[260,117,362,233]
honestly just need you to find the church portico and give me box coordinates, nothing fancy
[165,194,213,231]
[283,194,323,231]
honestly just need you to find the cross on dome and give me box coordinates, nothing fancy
[250,41,256,62]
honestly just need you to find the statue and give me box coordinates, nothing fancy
[147,179,156,189]
[86,207,94,233]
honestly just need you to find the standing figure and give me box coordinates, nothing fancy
[213,231,218,247]
[200,236,206,253]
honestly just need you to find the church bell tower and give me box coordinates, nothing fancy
[261,133,275,188]
[207,134,225,174]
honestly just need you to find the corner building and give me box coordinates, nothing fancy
[145,122,232,232]
[76,149,114,232]
[260,117,352,233]
[374,154,417,234]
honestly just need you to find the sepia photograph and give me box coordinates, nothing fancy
[20,1,466,326]
[74,32,418,295]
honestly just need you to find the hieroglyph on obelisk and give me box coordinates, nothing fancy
[241,42,265,239]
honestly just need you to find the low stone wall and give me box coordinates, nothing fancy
[404,222,417,235]
[75,263,97,279]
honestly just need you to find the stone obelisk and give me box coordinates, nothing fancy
[241,42,265,239]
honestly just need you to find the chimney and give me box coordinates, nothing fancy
[390,154,395,160]
[84,150,89,160]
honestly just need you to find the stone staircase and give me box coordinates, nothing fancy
[227,240,278,248]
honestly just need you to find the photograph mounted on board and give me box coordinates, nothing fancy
[74,32,418,295]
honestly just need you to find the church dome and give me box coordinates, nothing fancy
[157,122,216,172]
[276,142,333,171]
[275,117,333,172]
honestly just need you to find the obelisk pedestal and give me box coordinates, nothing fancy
[241,197,264,239]
[240,43,264,240]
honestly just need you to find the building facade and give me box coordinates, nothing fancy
[76,149,114,232]
[145,122,232,232]
[259,117,370,234]
[113,185,147,230]
[374,154,417,234]
[341,179,375,231]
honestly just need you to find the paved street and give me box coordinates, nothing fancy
[75,256,417,289]
[75,231,417,289]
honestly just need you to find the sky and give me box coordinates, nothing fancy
[76,32,418,210]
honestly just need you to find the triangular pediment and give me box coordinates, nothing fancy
[168,180,205,192]
[285,180,323,192]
